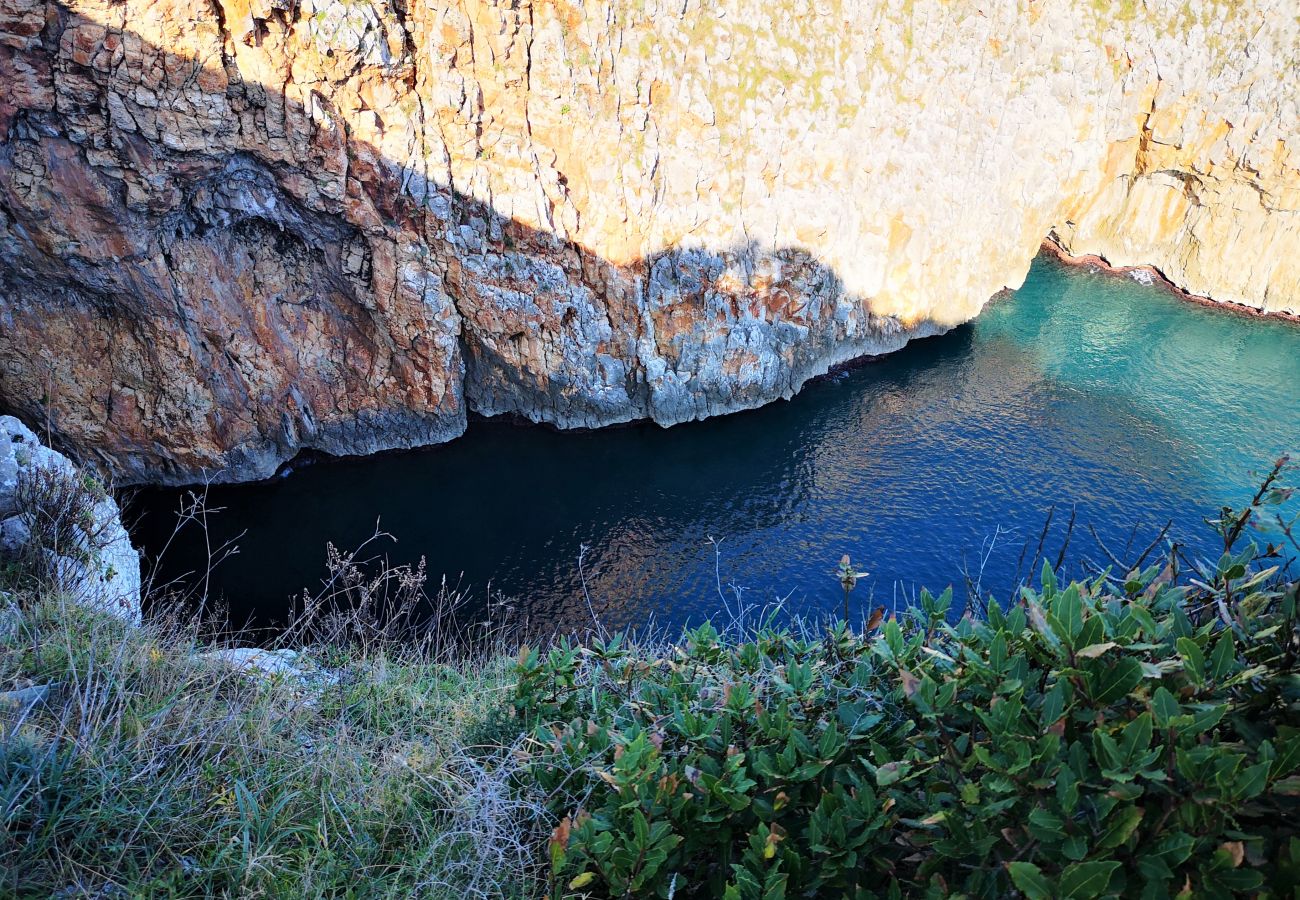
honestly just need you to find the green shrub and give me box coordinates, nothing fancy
[516,485,1300,896]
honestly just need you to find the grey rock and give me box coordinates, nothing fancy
[201,647,339,690]
[0,683,52,713]
[0,416,37,519]
[0,515,30,558]
[0,683,55,737]
[0,416,141,625]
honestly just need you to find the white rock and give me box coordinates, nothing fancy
[0,416,142,625]
[201,647,338,688]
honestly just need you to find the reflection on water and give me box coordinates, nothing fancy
[131,254,1300,633]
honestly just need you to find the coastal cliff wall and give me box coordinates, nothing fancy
[1,0,1296,484]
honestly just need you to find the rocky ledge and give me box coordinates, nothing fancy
[1,0,1296,484]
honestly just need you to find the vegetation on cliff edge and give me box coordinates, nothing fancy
[1,458,1298,898]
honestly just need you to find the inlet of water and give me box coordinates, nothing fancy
[130,253,1300,634]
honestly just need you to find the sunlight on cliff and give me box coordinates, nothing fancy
[0,0,1296,482]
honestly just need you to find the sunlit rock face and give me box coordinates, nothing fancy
[0,0,1296,484]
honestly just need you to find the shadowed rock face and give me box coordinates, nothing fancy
[0,0,1296,485]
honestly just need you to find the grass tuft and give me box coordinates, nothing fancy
[0,588,543,898]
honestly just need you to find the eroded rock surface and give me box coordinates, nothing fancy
[1,0,1296,484]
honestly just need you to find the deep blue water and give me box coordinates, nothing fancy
[131,254,1300,634]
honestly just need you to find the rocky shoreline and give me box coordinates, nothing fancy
[1041,238,1300,326]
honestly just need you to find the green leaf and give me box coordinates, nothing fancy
[1028,599,1061,650]
[1057,765,1080,809]
[1176,637,1205,685]
[568,871,596,890]
[1054,584,1084,642]
[1126,603,1159,637]
[1189,703,1226,735]
[1091,658,1144,704]
[1042,681,1067,726]
[988,598,1007,629]
[1008,861,1054,900]
[1062,834,1089,861]
[883,618,904,658]
[1121,712,1153,759]
[875,761,909,787]
[1029,806,1066,838]
[1042,560,1058,595]
[1274,727,1300,776]
[762,868,788,900]
[1211,869,1264,891]
[1237,760,1270,800]
[1154,831,1196,866]
[1077,614,1106,648]
[632,810,651,850]
[1059,860,1120,898]
[990,632,1009,671]
[1151,687,1180,727]
[1272,775,1300,796]
[1096,805,1143,849]
[1209,631,1236,681]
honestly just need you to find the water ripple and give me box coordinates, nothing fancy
[131,255,1300,632]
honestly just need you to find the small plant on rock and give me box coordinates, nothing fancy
[10,464,110,582]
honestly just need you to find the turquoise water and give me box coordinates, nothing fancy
[132,254,1300,633]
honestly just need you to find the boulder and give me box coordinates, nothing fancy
[0,416,141,624]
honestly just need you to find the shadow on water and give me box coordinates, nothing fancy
[130,255,1300,634]
[1,1,1292,636]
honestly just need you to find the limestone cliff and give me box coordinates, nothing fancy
[1,0,1296,484]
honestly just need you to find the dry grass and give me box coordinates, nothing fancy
[5,465,112,602]
[0,538,548,898]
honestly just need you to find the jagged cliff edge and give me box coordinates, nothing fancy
[1,0,1296,484]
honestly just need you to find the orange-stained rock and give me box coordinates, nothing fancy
[0,0,1296,484]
